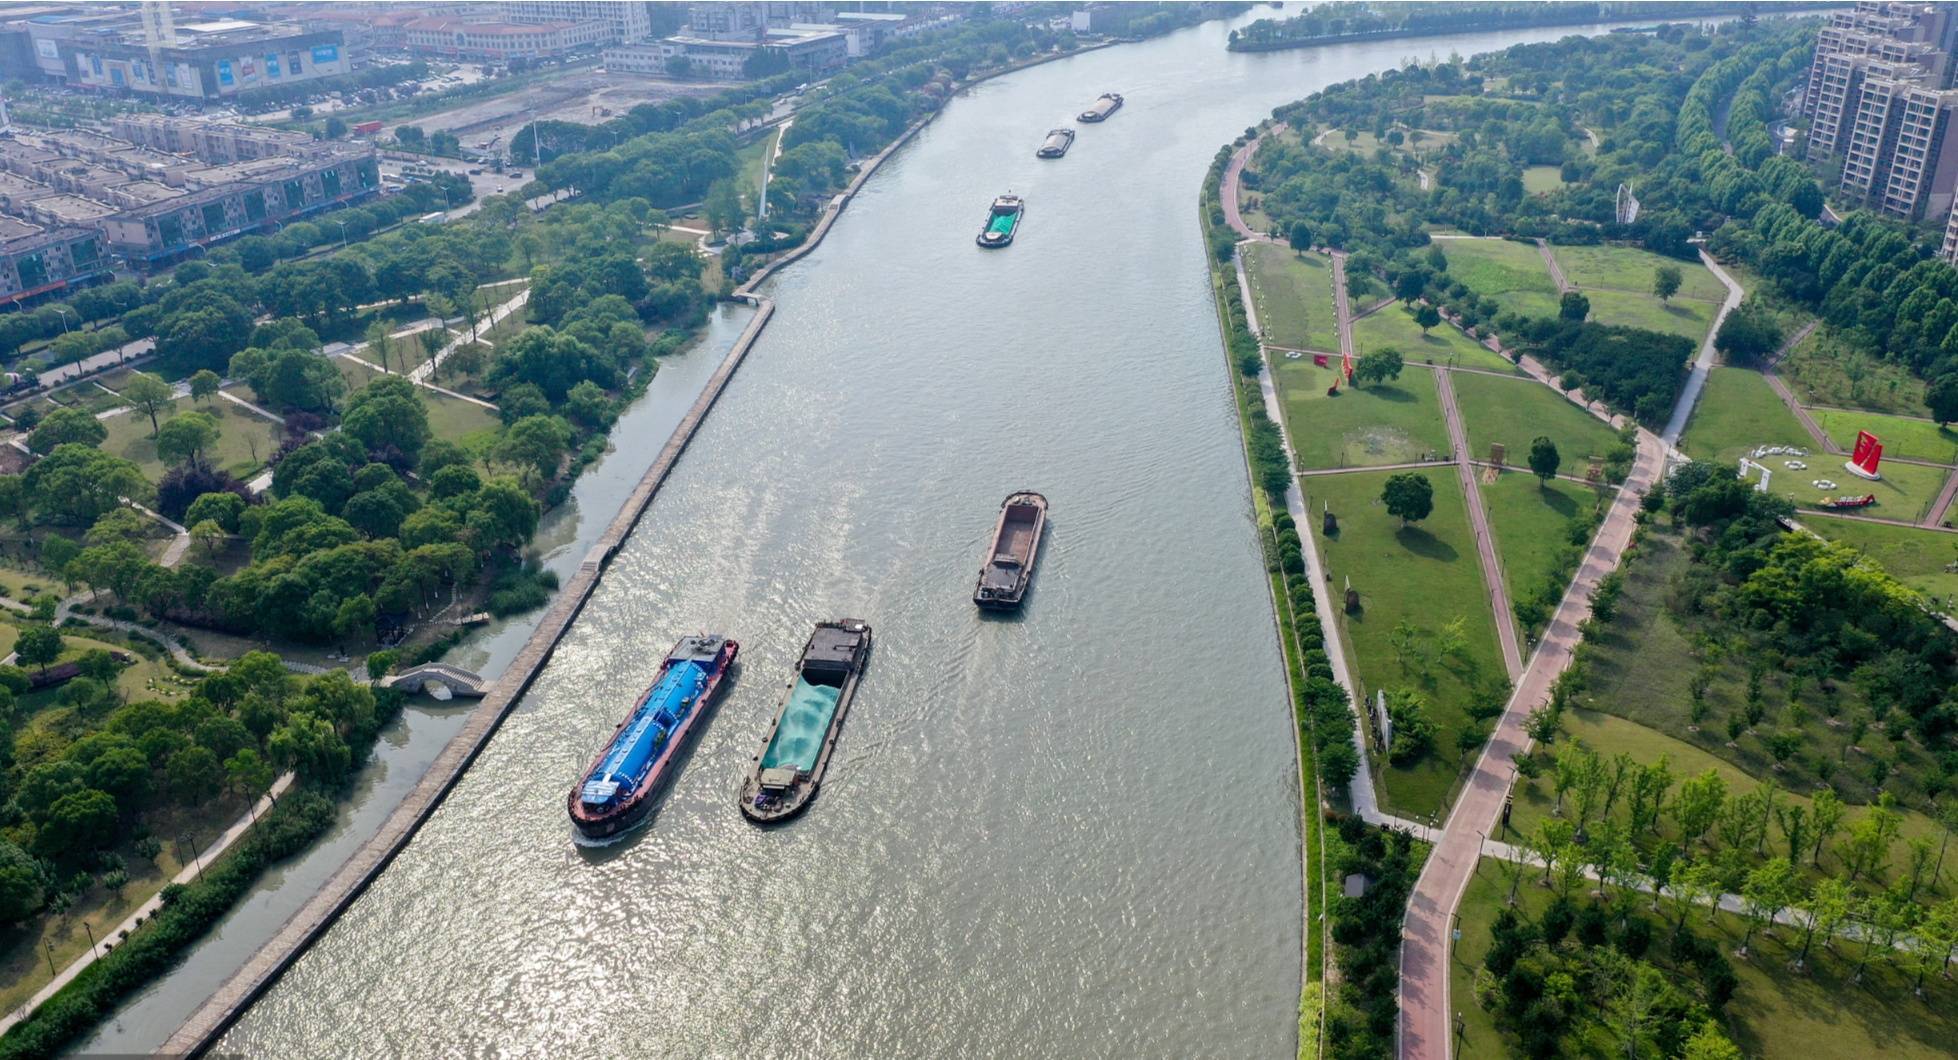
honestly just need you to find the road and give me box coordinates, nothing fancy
[1433,367,1524,679]
[1221,128,1282,242]
[1660,251,1746,451]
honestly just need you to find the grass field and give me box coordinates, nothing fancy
[1271,357,1449,469]
[1679,367,1813,462]
[1301,469,1506,819]
[1549,243,1725,301]
[1451,370,1619,467]
[1520,165,1564,194]
[1480,471,1606,619]
[1352,303,1520,373]
[1435,237,1564,322]
[735,126,781,211]
[1582,287,1718,344]
[338,357,501,449]
[1244,242,1339,352]
[1450,850,1958,1060]
[1805,514,1958,606]
[1807,407,1958,465]
[1779,324,1926,416]
[98,398,283,482]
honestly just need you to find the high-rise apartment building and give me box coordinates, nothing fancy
[1802,2,1958,220]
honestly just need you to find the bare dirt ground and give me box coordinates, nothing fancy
[410,73,728,152]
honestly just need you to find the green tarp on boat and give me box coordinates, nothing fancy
[761,678,842,772]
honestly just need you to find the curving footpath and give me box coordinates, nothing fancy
[1398,247,1746,1060]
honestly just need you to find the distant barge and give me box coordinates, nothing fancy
[976,194,1023,248]
[739,620,873,824]
[1077,93,1123,122]
[974,491,1047,610]
[568,634,738,842]
[1036,128,1075,158]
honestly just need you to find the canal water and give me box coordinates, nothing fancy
[212,14,1645,1058]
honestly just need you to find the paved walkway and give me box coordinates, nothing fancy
[1434,368,1524,679]
[1401,250,1745,1060]
[0,772,295,1035]
[1330,251,1356,364]
[1222,128,1283,242]
[1297,460,1451,477]
[1535,239,1571,294]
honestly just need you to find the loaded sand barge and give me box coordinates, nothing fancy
[976,194,1023,248]
[1036,128,1075,158]
[1077,93,1123,122]
[568,634,738,842]
[974,491,1047,610]
[739,619,873,824]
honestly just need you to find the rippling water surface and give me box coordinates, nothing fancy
[220,14,1638,1057]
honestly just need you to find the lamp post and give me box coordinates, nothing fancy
[81,920,96,958]
[335,219,349,247]
[42,939,54,977]
[51,306,71,334]
[180,833,202,881]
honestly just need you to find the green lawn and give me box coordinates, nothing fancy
[1680,367,1813,462]
[1244,242,1339,352]
[1780,324,1927,416]
[1807,407,1958,465]
[1451,370,1619,468]
[1272,357,1449,469]
[1480,471,1607,622]
[1583,287,1718,344]
[1549,243,1726,301]
[338,357,501,449]
[1352,303,1520,374]
[1520,165,1564,194]
[1450,851,1958,1060]
[98,398,284,482]
[1805,514,1958,607]
[1301,469,1506,820]
[735,125,780,211]
[1436,238,1558,305]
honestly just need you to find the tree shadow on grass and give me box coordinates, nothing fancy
[1394,524,1458,562]
[1362,383,1416,404]
[1532,483,1578,520]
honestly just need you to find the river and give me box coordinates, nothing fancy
[193,12,1651,1058]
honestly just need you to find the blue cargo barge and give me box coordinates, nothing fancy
[568,634,738,843]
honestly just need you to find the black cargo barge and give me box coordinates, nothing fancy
[1078,93,1123,122]
[1036,128,1075,158]
[974,492,1047,610]
[738,619,873,824]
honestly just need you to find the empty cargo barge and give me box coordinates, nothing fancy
[974,491,1047,609]
[1077,93,1123,122]
[1036,128,1075,158]
[568,634,738,842]
[739,620,873,824]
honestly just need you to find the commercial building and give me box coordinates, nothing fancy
[506,2,652,43]
[0,121,378,269]
[605,24,846,80]
[0,221,108,304]
[402,17,614,61]
[23,13,356,101]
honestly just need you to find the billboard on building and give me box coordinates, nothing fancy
[312,44,339,65]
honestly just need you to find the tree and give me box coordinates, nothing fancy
[1667,858,1718,937]
[1927,373,1958,425]
[185,491,246,534]
[1681,1020,1744,1060]
[27,407,106,453]
[1412,303,1441,335]
[496,415,572,484]
[189,368,221,404]
[1653,265,1682,303]
[1738,857,1796,956]
[166,746,224,805]
[14,625,61,674]
[1288,220,1313,252]
[1353,347,1403,386]
[1394,267,1428,304]
[705,177,746,236]
[1559,290,1590,322]
[1713,301,1782,366]
[1381,472,1433,527]
[1527,436,1560,489]
[364,321,394,375]
[1672,769,1727,851]
[1793,877,1852,969]
[225,747,275,798]
[155,411,221,468]
[323,115,347,139]
[120,371,175,437]
[36,788,116,860]
[267,712,350,783]
[0,839,43,924]
[1810,787,1847,867]
[341,376,431,465]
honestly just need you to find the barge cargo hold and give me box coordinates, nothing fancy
[568,634,738,842]
[976,194,1023,248]
[974,491,1047,610]
[1077,93,1123,122]
[739,619,872,824]
[1036,128,1075,158]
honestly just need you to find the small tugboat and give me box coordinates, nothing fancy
[974,491,1047,610]
[1036,128,1075,158]
[568,634,738,843]
[739,619,872,824]
[976,194,1023,248]
[1077,93,1123,122]
[1816,493,1877,510]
